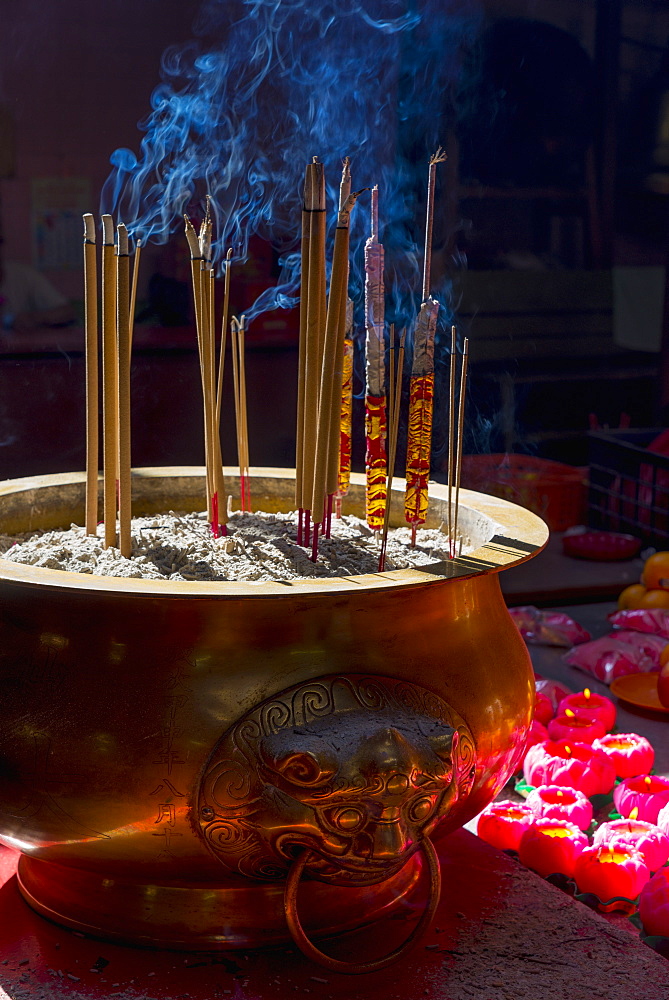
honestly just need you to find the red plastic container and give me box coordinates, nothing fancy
[460,454,587,532]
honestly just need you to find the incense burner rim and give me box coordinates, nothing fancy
[0,465,548,596]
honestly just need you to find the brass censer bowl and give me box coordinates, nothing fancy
[0,467,547,971]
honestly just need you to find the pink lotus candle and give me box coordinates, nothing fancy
[524,740,616,797]
[593,816,669,872]
[526,784,593,831]
[657,801,669,835]
[639,868,669,937]
[558,688,616,732]
[574,844,649,902]
[476,800,535,851]
[592,733,654,779]
[525,719,549,751]
[613,775,669,824]
[547,709,606,744]
[534,691,554,726]
[518,817,588,878]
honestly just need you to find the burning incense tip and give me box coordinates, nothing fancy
[429,146,448,167]
[101,214,114,245]
[83,213,96,243]
[184,215,201,259]
[116,223,129,257]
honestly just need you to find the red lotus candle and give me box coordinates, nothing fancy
[558,688,616,732]
[592,733,654,779]
[476,800,535,851]
[534,691,554,726]
[518,817,588,878]
[613,775,669,824]
[639,868,669,937]
[547,709,606,744]
[523,740,616,797]
[574,844,649,902]
[525,719,549,751]
[526,784,593,831]
[593,816,669,872]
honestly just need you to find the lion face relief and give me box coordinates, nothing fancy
[195,676,476,886]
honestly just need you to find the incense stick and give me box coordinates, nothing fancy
[325,160,354,537]
[451,337,469,558]
[116,223,132,558]
[184,214,211,516]
[82,213,99,536]
[302,159,327,542]
[295,166,312,541]
[379,327,406,572]
[335,299,354,519]
[422,147,446,301]
[310,185,359,553]
[129,239,141,349]
[101,214,118,549]
[214,248,233,533]
[230,315,244,509]
[404,149,446,543]
[364,184,387,534]
[447,324,456,548]
[239,315,250,511]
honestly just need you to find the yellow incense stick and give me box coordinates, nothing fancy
[116,224,132,558]
[129,239,141,349]
[101,214,118,549]
[83,213,99,536]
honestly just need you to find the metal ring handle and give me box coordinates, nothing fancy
[283,838,441,975]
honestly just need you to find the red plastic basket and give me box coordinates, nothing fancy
[460,454,587,532]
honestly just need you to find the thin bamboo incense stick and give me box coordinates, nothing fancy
[216,249,233,430]
[82,213,99,536]
[295,166,312,542]
[325,160,355,537]
[302,159,327,543]
[379,327,406,572]
[207,265,226,534]
[230,315,243,509]
[101,214,118,549]
[213,248,232,531]
[364,184,387,533]
[198,209,215,522]
[116,223,132,559]
[404,149,446,545]
[129,239,141,348]
[422,147,446,302]
[238,314,250,511]
[310,186,359,553]
[184,214,210,515]
[447,324,456,547]
[335,299,354,519]
[452,337,469,558]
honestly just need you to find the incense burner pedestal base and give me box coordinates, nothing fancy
[16,853,423,951]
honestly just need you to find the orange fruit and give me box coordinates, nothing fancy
[617,583,647,610]
[660,644,669,668]
[638,589,669,610]
[642,552,669,590]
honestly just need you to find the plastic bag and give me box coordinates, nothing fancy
[535,677,571,712]
[608,608,669,640]
[509,606,591,647]
[563,630,667,684]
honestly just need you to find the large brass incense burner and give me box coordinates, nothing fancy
[0,467,547,971]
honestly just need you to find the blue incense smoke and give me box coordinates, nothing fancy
[101,0,481,326]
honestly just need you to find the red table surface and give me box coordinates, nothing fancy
[1,828,667,1000]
